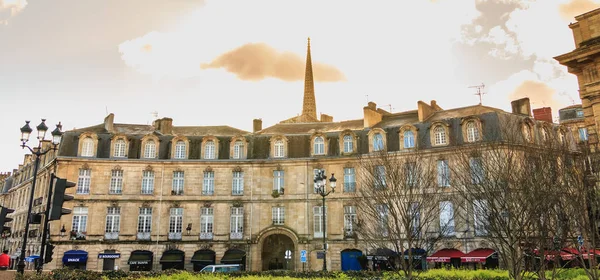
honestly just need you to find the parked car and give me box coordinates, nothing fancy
[200,264,242,273]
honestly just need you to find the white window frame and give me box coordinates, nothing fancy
[205,140,216,159]
[313,206,327,238]
[137,207,152,233]
[72,207,88,233]
[474,199,488,236]
[203,171,215,195]
[175,141,186,159]
[434,126,447,145]
[77,169,91,194]
[141,170,154,194]
[200,207,214,237]
[274,140,285,158]
[343,167,356,193]
[470,157,484,184]
[169,208,183,233]
[377,204,389,237]
[230,207,244,237]
[437,160,450,187]
[232,171,244,195]
[144,140,156,158]
[109,170,123,194]
[404,130,415,148]
[343,135,353,153]
[440,201,455,236]
[114,139,126,157]
[105,207,121,233]
[373,133,384,151]
[172,171,184,195]
[272,207,285,225]
[81,138,94,157]
[314,136,325,155]
[466,121,479,142]
[344,206,357,236]
[273,170,284,192]
[233,140,244,159]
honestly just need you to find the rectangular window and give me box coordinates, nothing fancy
[233,141,244,159]
[344,206,357,237]
[470,157,484,184]
[313,206,327,238]
[232,171,244,195]
[141,170,154,194]
[313,169,326,193]
[172,171,184,195]
[109,170,123,194]
[410,202,420,237]
[203,171,215,195]
[580,127,589,141]
[577,110,584,118]
[200,207,214,239]
[376,166,386,188]
[77,169,91,194]
[272,207,285,225]
[72,207,88,233]
[169,208,183,234]
[137,207,152,233]
[105,207,121,233]
[405,162,417,187]
[474,199,488,236]
[377,204,389,237]
[230,207,243,239]
[437,160,450,187]
[440,201,455,236]
[343,168,356,192]
[273,170,284,192]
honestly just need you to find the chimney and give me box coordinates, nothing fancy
[533,107,553,123]
[253,119,263,132]
[320,113,333,123]
[104,113,115,133]
[417,100,443,122]
[510,98,532,117]
[153,117,173,135]
[363,102,383,128]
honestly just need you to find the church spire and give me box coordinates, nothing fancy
[302,37,317,120]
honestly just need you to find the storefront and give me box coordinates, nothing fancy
[403,248,426,270]
[367,248,397,271]
[426,248,464,269]
[128,250,153,271]
[221,249,246,270]
[98,250,121,271]
[62,250,88,270]
[160,249,185,270]
[191,249,215,272]
[461,248,498,269]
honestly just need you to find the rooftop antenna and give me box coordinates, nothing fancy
[365,94,370,103]
[559,91,576,105]
[105,106,109,115]
[469,83,486,105]
[385,104,394,113]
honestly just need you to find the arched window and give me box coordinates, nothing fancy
[114,139,126,157]
[175,141,186,159]
[373,133,384,151]
[205,140,216,159]
[404,131,415,148]
[274,140,285,158]
[434,126,447,145]
[343,135,353,153]
[314,136,325,155]
[466,121,479,142]
[233,140,244,159]
[144,140,156,158]
[81,137,94,157]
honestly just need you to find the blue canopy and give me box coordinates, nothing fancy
[25,255,40,262]
[62,250,88,264]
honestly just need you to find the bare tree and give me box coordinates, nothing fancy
[353,150,453,279]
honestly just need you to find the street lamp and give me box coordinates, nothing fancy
[314,170,336,271]
[186,223,192,236]
[60,225,67,238]
[17,119,62,274]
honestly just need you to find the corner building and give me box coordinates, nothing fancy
[0,40,577,272]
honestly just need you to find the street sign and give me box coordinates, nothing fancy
[300,250,307,263]
[317,251,325,259]
[285,250,292,260]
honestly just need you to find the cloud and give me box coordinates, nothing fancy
[201,43,345,82]
[559,0,600,21]
[508,80,563,110]
[0,0,27,25]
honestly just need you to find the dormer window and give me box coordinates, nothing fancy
[343,135,353,153]
[433,125,447,146]
[373,133,384,151]
[113,138,127,158]
[274,140,285,158]
[404,131,415,148]
[466,121,479,143]
[205,140,216,159]
[314,136,325,155]
[523,124,533,143]
[144,140,157,159]
[175,140,186,159]
[81,137,94,157]
[233,140,244,159]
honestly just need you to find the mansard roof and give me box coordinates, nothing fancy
[72,123,249,136]
[257,119,364,135]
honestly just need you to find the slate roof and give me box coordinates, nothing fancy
[257,119,364,135]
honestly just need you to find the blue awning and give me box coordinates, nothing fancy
[63,250,88,264]
[25,255,40,262]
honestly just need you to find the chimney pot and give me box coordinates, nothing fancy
[533,107,553,123]
[253,119,263,132]
[511,98,532,117]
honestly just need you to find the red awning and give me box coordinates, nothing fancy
[426,248,465,263]
[461,248,496,263]
[539,248,575,261]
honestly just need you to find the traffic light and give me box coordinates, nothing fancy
[49,177,75,221]
[0,206,15,233]
[44,243,55,264]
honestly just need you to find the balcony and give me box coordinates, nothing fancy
[230,232,243,240]
[202,190,214,196]
[104,232,119,240]
[168,232,182,240]
[137,232,151,240]
[344,229,356,239]
[200,232,213,240]
[232,189,243,196]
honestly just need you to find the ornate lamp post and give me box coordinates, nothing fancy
[314,170,336,271]
[17,119,62,274]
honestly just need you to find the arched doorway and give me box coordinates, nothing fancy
[261,234,295,271]
[341,249,363,271]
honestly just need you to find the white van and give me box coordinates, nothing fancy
[199,264,242,273]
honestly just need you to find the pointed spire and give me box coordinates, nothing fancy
[302,37,317,121]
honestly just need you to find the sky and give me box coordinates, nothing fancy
[0,0,597,171]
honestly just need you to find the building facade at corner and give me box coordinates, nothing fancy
[0,40,579,272]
